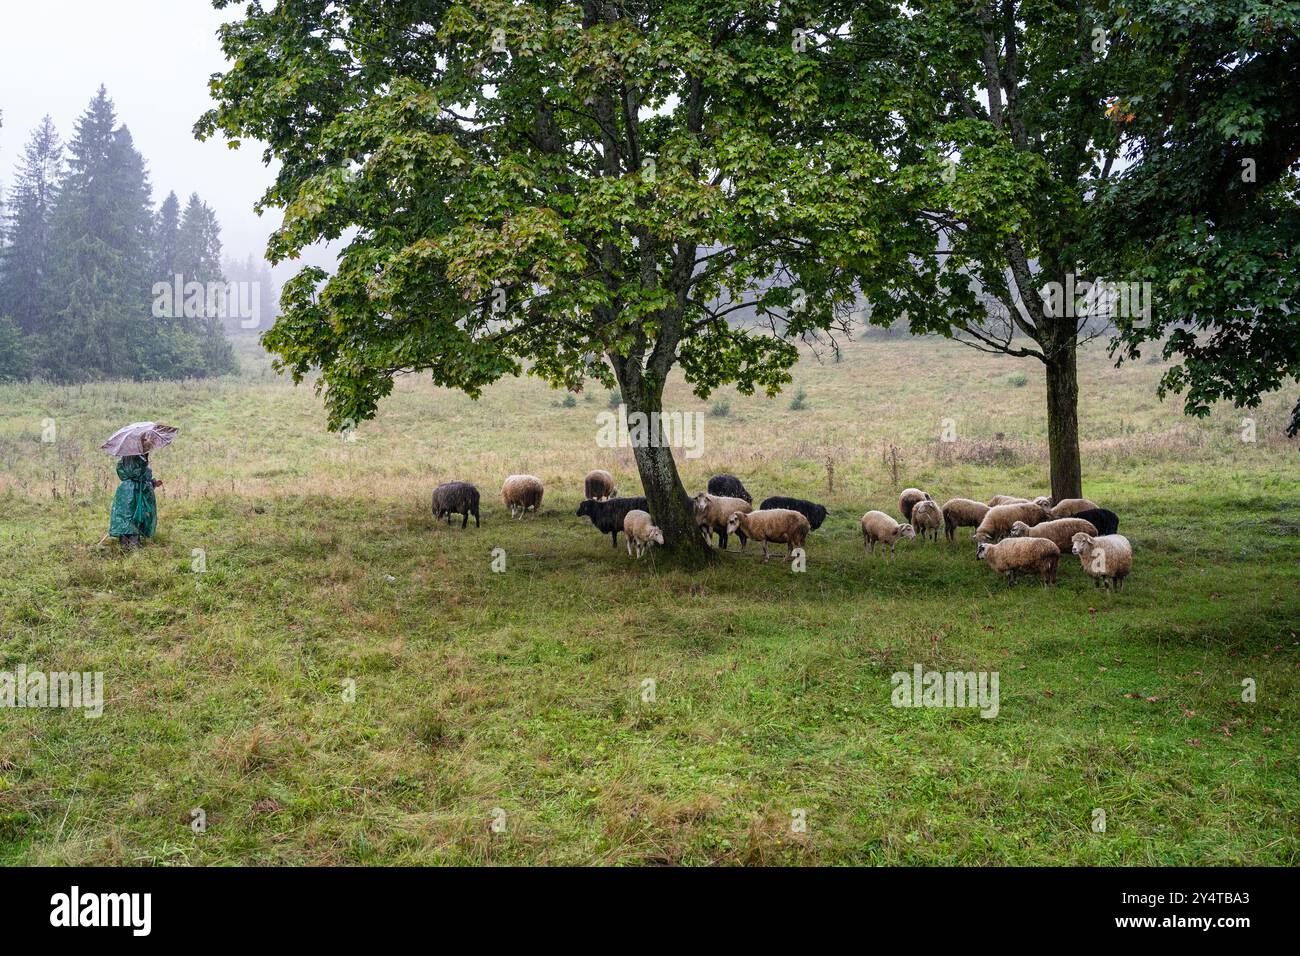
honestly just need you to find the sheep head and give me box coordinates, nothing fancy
[899,524,917,540]
[1071,532,1094,555]
[976,543,991,561]
[725,511,745,534]
[1007,521,1031,537]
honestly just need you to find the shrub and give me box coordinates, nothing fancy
[608,389,622,408]
[1007,372,1028,388]
[710,398,731,417]
[789,388,809,411]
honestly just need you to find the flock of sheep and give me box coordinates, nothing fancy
[430,472,1134,591]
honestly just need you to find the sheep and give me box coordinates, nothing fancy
[577,496,649,548]
[987,494,1029,507]
[622,510,664,558]
[910,499,943,542]
[1007,517,1098,552]
[1032,496,1054,509]
[707,474,752,504]
[976,537,1060,586]
[972,502,1052,543]
[941,498,989,543]
[501,474,544,518]
[898,488,932,522]
[430,481,481,529]
[693,492,753,550]
[759,496,828,531]
[1071,533,1133,591]
[726,508,810,561]
[1050,497,1099,519]
[583,469,617,501]
[1074,507,1120,536]
[860,510,916,558]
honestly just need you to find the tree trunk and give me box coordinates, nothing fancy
[613,357,714,564]
[1044,346,1083,501]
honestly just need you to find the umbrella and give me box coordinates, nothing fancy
[100,422,179,458]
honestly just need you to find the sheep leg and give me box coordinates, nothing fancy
[762,541,770,561]
[475,511,480,528]
[626,537,634,557]
[718,528,728,551]
[461,512,469,529]
[611,531,619,549]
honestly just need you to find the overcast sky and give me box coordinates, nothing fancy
[0,0,334,277]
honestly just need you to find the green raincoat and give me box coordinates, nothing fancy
[109,455,158,538]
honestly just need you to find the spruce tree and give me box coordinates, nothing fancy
[1,116,63,340]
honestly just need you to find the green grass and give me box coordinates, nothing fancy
[0,335,1297,865]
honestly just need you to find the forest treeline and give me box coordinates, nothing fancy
[0,87,267,384]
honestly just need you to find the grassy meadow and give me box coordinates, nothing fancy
[1,334,1298,865]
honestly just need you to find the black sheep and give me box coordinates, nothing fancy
[1073,507,1120,536]
[759,496,828,531]
[431,481,480,528]
[577,496,649,548]
[707,474,752,503]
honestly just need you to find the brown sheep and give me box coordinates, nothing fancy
[693,492,752,551]
[1007,517,1098,552]
[899,488,933,522]
[941,498,989,543]
[1050,497,1099,519]
[976,537,1060,586]
[972,502,1052,543]
[501,474,544,518]
[987,494,1029,507]
[583,469,617,501]
[726,508,810,561]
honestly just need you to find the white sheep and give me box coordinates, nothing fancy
[910,499,943,542]
[860,510,916,558]
[622,510,664,558]
[1070,533,1133,591]
[1007,517,1098,552]
[976,537,1060,586]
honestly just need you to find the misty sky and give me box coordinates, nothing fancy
[0,0,335,278]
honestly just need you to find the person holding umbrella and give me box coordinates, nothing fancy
[102,422,178,552]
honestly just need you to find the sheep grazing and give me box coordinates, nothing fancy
[707,474,752,504]
[941,498,989,543]
[910,499,943,542]
[972,501,1052,543]
[1007,517,1098,552]
[583,469,617,501]
[1071,533,1133,591]
[726,508,810,561]
[898,488,932,522]
[622,510,664,558]
[501,474,544,518]
[1050,497,1099,519]
[430,481,481,529]
[976,537,1060,586]
[1073,507,1120,536]
[860,510,917,558]
[987,494,1029,507]
[577,496,649,548]
[693,492,753,550]
[759,496,828,531]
